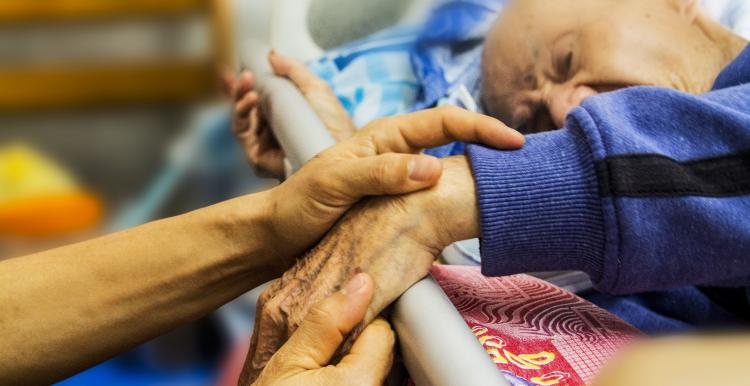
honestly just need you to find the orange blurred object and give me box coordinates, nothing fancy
[0,192,103,237]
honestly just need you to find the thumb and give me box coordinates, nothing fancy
[336,317,395,386]
[323,154,443,203]
[266,273,374,374]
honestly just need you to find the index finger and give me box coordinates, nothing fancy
[336,317,395,384]
[340,106,525,157]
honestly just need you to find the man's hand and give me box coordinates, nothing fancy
[241,155,480,383]
[258,106,524,269]
[251,273,395,386]
[222,52,357,178]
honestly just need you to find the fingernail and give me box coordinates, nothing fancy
[509,127,525,142]
[341,273,367,295]
[494,120,524,142]
[408,156,440,181]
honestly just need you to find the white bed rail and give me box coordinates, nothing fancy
[242,41,336,171]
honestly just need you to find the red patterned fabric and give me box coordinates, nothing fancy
[431,266,642,385]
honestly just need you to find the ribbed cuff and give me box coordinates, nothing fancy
[467,127,606,282]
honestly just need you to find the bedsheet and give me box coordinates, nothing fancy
[431,265,642,386]
[311,0,750,137]
[308,0,505,157]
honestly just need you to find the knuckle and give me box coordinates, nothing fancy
[437,105,462,115]
[305,173,327,195]
[260,298,285,324]
[369,159,400,189]
[373,318,395,335]
[248,149,260,163]
[368,319,396,348]
[369,116,394,131]
[308,303,337,326]
[258,282,279,304]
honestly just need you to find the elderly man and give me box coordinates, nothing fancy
[230,0,750,383]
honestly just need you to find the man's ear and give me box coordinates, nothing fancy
[668,0,701,23]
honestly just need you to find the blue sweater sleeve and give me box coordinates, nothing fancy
[467,83,750,295]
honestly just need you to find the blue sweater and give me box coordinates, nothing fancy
[467,44,750,333]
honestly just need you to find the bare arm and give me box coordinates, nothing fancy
[0,194,278,385]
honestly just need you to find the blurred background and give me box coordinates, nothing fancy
[2,0,749,385]
[0,1,271,385]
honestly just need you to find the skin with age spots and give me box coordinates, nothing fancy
[240,157,479,385]
[481,0,748,133]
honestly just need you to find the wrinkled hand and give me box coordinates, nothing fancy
[259,107,524,268]
[251,273,395,386]
[222,52,357,179]
[241,155,480,384]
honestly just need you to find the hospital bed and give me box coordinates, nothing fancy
[239,1,510,385]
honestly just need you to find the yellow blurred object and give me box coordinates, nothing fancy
[0,143,103,237]
[0,143,77,201]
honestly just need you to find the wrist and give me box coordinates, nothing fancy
[406,156,479,251]
[203,191,285,281]
[416,156,481,248]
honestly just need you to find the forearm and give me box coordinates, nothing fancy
[0,192,280,385]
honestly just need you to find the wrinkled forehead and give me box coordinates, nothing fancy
[482,2,568,100]
[490,0,655,50]
[484,5,540,88]
[488,0,595,57]
[483,0,627,86]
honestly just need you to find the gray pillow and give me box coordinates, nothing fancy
[307,0,411,49]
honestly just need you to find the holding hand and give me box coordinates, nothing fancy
[230,55,524,383]
[261,106,525,269]
[242,106,523,382]
[222,52,357,178]
[250,273,394,386]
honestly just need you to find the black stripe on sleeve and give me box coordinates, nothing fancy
[597,152,750,198]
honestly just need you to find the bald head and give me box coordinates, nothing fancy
[481,0,747,133]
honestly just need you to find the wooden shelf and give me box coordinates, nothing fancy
[0,0,208,23]
[0,61,216,111]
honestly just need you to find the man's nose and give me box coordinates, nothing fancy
[544,85,598,128]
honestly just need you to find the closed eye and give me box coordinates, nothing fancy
[555,50,574,80]
[589,82,634,94]
[518,104,557,134]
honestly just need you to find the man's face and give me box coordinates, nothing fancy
[482,0,718,133]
